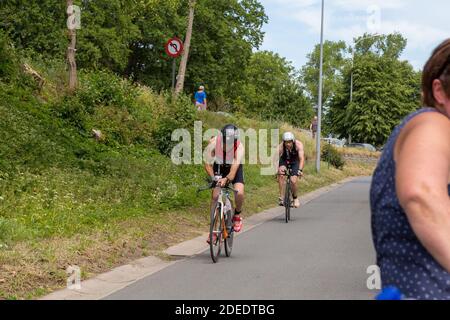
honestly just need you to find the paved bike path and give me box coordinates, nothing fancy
[105,177,377,300]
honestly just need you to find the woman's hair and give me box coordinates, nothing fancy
[422,39,450,107]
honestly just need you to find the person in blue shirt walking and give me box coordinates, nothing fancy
[195,85,207,111]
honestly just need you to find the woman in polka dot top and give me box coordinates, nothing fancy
[370,39,450,300]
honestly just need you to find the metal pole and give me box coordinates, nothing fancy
[316,0,324,173]
[350,55,354,103]
[172,59,176,91]
[349,53,354,144]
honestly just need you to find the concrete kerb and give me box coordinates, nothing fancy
[40,256,177,300]
[40,176,362,300]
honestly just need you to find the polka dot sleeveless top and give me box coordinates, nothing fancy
[370,107,450,300]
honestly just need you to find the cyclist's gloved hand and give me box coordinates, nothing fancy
[218,177,229,188]
[298,169,304,177]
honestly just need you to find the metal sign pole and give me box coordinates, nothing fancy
[172,58,176,91]
[165,37,184,93]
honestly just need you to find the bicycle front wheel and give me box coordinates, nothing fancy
[224,199,234,257]
[284,181,291,223]
[210,203,223,263]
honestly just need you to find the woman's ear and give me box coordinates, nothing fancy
[432,79,448,106]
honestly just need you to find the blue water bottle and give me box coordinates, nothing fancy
[376,286,403,300]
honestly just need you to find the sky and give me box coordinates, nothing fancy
[258,0,450,71]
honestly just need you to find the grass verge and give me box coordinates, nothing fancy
[0,160,375,300]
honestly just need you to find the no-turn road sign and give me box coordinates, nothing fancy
[165,37,184,58]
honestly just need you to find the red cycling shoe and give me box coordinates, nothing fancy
[206,233,218,244]
[233,215,243,233]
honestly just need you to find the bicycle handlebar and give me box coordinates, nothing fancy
[276,169,304,178]
[277,168,295,176]
[197,182,236,193]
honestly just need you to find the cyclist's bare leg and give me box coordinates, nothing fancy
[233,183,244,213]
[207,187,222,243]
[210,187,221,212]
[290,176,299,198]
[278,166,287,198]
[291,176,301,207]
[232,183,244,232]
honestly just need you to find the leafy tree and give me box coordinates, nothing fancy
[239,51,313,127]
[0,0,268,107]
[0,0,141,72]
[75,0,141,72]
[0,0,67,57]
[123,0,187,89]
[327,33,421,147]
[300,40,348,107]
[125,0,268,104]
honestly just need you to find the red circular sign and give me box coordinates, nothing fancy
[165,37,184,58]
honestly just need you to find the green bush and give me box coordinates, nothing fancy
[0,31,40,92]
[77,70,139,112]
[0,30,19,83]
[322,143,345,170]
[54,70,141,127]
[52,70,154,146]
[153,93,196,156]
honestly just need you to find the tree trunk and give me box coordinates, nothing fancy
[67,0,77,93]
[174,0,196,96]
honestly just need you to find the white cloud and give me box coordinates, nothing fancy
[259,0,450,69]
[285,0,447,49]
[266,0,406,11]
[292,8,323,33]
[378,20,448,49]
[333,0,406,10]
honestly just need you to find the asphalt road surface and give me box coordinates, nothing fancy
[105,177,378,300]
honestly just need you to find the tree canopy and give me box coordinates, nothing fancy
[0,2,423,142]
[239,51,313,127]
[326,33,421,146]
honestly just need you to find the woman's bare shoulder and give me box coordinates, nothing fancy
[396,111,450,159]
[407,110,450,129]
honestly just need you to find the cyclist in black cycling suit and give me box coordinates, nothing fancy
[276,132,305,208]
[204,124,245,235]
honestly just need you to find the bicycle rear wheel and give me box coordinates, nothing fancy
[284,181,291,223]
[224,199,234,257]
[210,203,223,263]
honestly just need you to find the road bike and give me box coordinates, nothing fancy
[198,180,235,263]
[278,165,295,223]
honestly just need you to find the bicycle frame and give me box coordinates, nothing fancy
[278,166,295,198]
[197,181,236,263]
[213,187,234,239]
[278,165,295,222]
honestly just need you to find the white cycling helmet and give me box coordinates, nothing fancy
[282,132,295,142]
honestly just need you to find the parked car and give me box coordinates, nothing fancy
[345,143,377,152]
[321,138,346,148]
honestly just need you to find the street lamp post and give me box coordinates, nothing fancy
[316,0,324,173]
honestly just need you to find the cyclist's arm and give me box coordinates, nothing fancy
[272,143,283,173]
[225,144,244,182]
[395,112,450,272]
[296,141,305,171]
[204,137,216,178]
